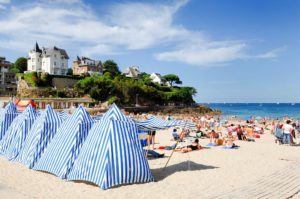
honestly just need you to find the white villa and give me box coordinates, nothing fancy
[123,66,141,79]
[150,73,170,86]
[27,42,69,75]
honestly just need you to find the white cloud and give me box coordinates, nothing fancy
[255,47,286,59]
[0,0,10,4]
[0,0,190,55]
[0,0,10,9]
[0,0,283,65]
[155,42,247,66]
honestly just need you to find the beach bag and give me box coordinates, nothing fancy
[255,134,260,138]
[217,139,224,145]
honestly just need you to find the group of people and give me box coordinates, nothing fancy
[169,114,300,152]
[274,119,299,145]
[132,112,299,154]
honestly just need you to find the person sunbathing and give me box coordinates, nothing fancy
[174,139,203,153]
[208,130,220,144]
[224,132,236,148]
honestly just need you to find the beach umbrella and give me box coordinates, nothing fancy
[67,104,154,190]
[33,105,94,179]
[0,102,18,141]
[16,105,62,168]
[0,105,37,158]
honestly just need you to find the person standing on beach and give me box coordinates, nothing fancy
[282,120,293,144]
[147,130,156,150]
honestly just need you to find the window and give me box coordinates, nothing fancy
[32,58,35,62]
[54,62,56,66]
[54,54,57,58]
[62,63,64,67]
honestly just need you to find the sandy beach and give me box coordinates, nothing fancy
[1,127,299,199]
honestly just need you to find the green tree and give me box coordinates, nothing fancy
[103,60,121,77]
[66,68,73,75]
[163,74,182,86]
[13,57,28,73]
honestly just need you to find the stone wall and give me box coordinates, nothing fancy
[17,79,81,98]
[52,77,78,89]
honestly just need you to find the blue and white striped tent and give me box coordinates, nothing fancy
[17,105,62,168]
[135,115,169,130]
[135,115,192,130]
[33,105,94,179]
[172,120,196,130]
[92,115,102,122]
[0,102,18,141]
[0,105,37,158]
[67,104,154,190]
[59,110,70,122]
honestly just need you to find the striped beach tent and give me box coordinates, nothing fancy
[173,120,196,130]
[0,105,37,158]
[0,102,18,141]
[59,110,70,122]
[17,105,62,168]
[135,115,191,130]
[33,105,94,179]
[92,115,102,122]
[67,104,154,189]
[135,115,169,130]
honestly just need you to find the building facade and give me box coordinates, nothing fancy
[123,66,141,79]
[27,42,69,75]
[72,56,103,76]
[0,57,17,96]
[150,73,170,86]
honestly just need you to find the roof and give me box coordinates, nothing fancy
[42,46,69,59]
[32,42,42,53]
[30,42,69,59]
[123,66,140,78]
[151,73,166,81]
[75,56,102,68]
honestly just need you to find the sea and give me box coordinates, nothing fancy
[199,103,300,119]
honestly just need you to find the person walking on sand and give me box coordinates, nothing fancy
[282,120,293,145]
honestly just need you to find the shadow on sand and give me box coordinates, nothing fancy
[151,160,219,181]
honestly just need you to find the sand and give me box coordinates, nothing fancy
[0,129,300,199]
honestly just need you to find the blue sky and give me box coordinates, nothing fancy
[0,0,299,103]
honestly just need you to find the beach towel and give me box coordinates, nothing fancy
[206,143,217,147]
[223,145,240,149]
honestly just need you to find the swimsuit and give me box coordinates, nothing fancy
[188,145,198,150]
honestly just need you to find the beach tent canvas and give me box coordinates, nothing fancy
[33,106,94,179]
[0,102,18,141]
[135,115,170,130]
[59,110,70,122]
[17,105,62,168]
[67,104,154,190]
[0,105,37,158]
[135,115,193,130]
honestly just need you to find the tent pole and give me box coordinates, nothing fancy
[164,120,188,168]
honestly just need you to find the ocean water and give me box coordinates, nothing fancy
[200,103,300,119]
